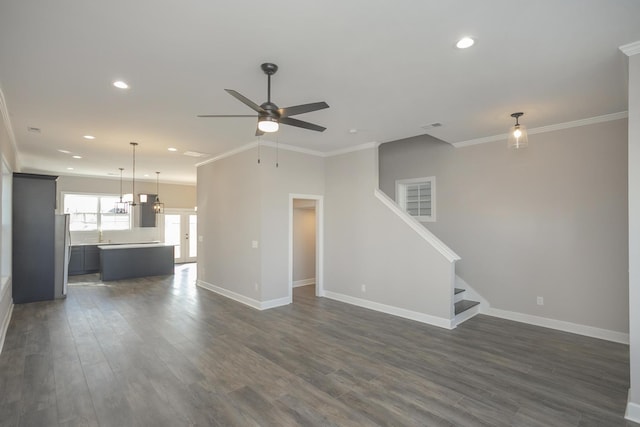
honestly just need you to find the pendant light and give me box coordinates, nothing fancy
[114,167,128,214]
[508,112,528,149]
[130,142,138,206]
[153,171,164,214]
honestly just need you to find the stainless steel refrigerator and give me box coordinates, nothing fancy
[54,213,71,299]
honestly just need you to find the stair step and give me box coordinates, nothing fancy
[455,299,480,315]
[454,288,465,295]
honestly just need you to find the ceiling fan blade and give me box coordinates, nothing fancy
[278,101,329,118]
[197,114,257,118]
[280,117,326,132]
[255,126,264,137]
[225,89,264,113]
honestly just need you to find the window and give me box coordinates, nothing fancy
[63,193,131,231]
[396,177,435,222]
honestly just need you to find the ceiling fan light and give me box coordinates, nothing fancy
[258,116,279,133]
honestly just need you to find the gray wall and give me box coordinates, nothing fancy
[379,119,629,333]
[197,145,324,303]
[293,206,316,283]
[627,51,640,415]
[197,147,262,300]
[324,147,454,320]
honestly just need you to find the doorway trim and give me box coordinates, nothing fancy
[289,193,324,302]
[163,208,198,263]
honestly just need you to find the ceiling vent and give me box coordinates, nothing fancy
[27,126,41,133]
[183,151,208,157]
[421,122,442,130]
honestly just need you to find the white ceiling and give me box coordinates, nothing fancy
[1,1,639,185]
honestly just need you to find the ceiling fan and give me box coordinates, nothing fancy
[198,63,329,136]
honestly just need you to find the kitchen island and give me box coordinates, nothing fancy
[99,243,175,281]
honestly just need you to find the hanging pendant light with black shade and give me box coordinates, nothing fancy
[114,167,128,214]
[153,171,164,214]
[508,112,528,149]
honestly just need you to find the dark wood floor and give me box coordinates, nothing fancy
[0,264,637,426]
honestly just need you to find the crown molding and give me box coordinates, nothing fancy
[452,111,628,148]
[322,141,379,157]
[620,40,640,56]
[196,138,382,167]
[0,86,20,169]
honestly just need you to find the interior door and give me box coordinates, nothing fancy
[163,210,197,263]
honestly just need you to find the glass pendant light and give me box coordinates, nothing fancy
[114,167,128,214]
[153,171,164,214]
[508,112,528,149]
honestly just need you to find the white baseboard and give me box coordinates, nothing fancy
[197,280,291,311]
[293,278,315,288]
[485,307,629,344]
[626,392,640,423]
[323,290,453,330]
[0,284,14,354]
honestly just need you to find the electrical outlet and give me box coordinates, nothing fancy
[361,284,366,293]
[255,282,259,291]
[252,240,259,249]
[537,296,544,306]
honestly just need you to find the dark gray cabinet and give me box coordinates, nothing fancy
[12,173,57,303]
[69,246,84,275]
[69,245,101,275]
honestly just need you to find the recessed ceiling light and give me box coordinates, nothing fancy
[72,155,82,159]
[144,174,150,177]
[113,80,129,89]
[83,135,95,140]
[58,149,71,154]
[168,147,178,152]
[67,167,74,170]
[349,129,358,134]
[456,37,475,49]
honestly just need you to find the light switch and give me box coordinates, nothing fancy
[252,240,259,248]
[198,235,203,242]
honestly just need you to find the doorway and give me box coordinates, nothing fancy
[289,194,323,302]
[163,209,197,263]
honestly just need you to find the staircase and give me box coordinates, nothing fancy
[453,286,480,326]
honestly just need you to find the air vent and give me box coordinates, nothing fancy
[183,151,207,157]
[421,122,443,130]
[27,126,41,133]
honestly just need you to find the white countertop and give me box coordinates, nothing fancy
[98,243,175,250]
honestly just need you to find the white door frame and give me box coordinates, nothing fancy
[289,194,324,302]
[162,208,197,263]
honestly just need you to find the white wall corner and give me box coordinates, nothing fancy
[626,395,640,423]
[323,290,454,330]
